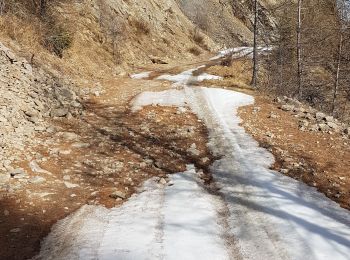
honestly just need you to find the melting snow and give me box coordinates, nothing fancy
[36,59,350,260]
[156,67,222,86]
[130,71,152,79]
[35,167,230,260]
[210,46,273,60]
[132,86,350,260]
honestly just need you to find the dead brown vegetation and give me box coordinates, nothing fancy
[188,46,202,56]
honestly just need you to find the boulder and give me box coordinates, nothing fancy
[110,190,127,200]
[50,108,69,117]
[326,122,340,132]
[316,112,326,121]
[281,104,294,112]
[318,123,330,132]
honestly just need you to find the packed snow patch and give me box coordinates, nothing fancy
[156,68,196,85]
[35,166,230,260]
[210,46,273,60]
[156,66,222,86]
[197,73,223,82]
[130,71,152,79]
[132,89,186,112]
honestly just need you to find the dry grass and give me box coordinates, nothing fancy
[131,18,151,35]
[0,14,43,53]
[202,59,253,89]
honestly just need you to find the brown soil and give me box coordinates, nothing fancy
[238,96,350,210]
[0,77,213,260]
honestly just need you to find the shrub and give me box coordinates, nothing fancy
[131,18,150,35]
[188,46,202,56]
[192,27,204,45]
[44,25,73,58]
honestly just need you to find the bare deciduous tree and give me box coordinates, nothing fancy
[297,0,303,98]
[251,0,259,88]
[0,0,5,15]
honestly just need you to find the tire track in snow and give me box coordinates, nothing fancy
[186,87,292,259]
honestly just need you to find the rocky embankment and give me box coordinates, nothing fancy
[0,42,82,180]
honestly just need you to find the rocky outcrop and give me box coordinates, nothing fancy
[0,42,82,174]
[276,96,350,137]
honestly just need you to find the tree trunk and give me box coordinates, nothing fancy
[251,0,259,88]
[40,0,47,17]
[332,32,343,115]
[0,0,5,15]
[332,0,346,115]
[297,0,303,98]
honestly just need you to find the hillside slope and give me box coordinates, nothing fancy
[0,0,277,84]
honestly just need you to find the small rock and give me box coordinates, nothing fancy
[71,142,90,148]
[29,176,46,184]
[316,112,326,121]
[327,122,340,132]
[319,123,330,132]
[10,168,27,178]
[187,143,200,156]
[266,132,275,138]
[4,210,9,216]
[325,116,334,122]
[252,107,261,113]
[139,162,147,168]
[159,178,167,185]
[309,124,319,132]
[10,228,21,233]
[109,190,127,200]
[201,157,210,164]
[268,112,279,119]
[46,126,57,134]
[57,132,80,141]
[28,116,39,124]
[280,169,289,174]
[51,108,69,117]
[281,104,294,112]
[177,107,187,114]
[64,181,79,188]
[154,161,163,168]
[59,149,71,155]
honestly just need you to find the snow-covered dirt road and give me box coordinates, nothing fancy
[35,59,350,260]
